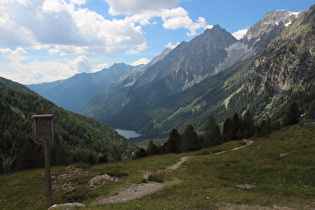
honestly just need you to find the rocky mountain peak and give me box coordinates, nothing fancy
[241,10,300,53]
[238,5,315,117]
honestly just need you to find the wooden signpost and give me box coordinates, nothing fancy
[32,114,54,208]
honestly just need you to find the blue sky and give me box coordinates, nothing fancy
[0,0,313,84]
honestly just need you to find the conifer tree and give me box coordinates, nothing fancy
[307,101,315,119]
[165,129,181,153]
[259,117,272,137]
[243,111,255,138]
[230,113,242,140]
[223,118,232,141]
[135,148,147,158]
[147,140,159,155]
[180,125,199,152]
[204,115,222,147]
[284,102,300,126]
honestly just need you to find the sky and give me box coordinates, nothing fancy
[0,0,313,85]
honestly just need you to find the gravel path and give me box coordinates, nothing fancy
[92,140,254,205]
[91,182,165,204]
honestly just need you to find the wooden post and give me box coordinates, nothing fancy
[43,139,52,207]
[32,114,54,208]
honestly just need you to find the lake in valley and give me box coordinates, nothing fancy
[115,129,142,139]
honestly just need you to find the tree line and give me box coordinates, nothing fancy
[135,102,302,158]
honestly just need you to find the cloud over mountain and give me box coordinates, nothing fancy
[105,0,180,15]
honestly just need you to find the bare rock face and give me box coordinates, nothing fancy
[230,5,315,118]
[242,10,301,53]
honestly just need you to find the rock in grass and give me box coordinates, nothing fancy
[237,184,256,189]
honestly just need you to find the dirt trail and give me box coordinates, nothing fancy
[92,140,254,205]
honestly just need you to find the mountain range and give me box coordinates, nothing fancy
[27,63,134,112]
[27,6,315,139]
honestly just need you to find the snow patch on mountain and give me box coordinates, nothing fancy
[215,42,254,74]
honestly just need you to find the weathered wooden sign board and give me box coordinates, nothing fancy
[32,114,54,140]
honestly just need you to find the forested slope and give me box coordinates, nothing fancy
[0,77,138,173]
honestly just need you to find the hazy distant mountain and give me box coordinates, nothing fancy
[27,63,134,112]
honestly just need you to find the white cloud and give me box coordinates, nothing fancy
[93,63,110,72]
[161,7,207,36]
[106,1,208,37]
[0,0,146,55]
[204,25,214,30]
[164,42,180,49]
[69,0,86,5]
[69,56,92,73]
[232,28,248,40]
[0,57,74,84]
[130,58,150,66]
[0,0,208,57]
[0,47,27,56]
[105,0,180,15]
[0,47,90,84]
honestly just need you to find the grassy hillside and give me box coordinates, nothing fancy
[0,125,314,209]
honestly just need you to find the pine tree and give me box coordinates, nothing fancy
[135,148,147,158]
[204,115,222,147]
[284,102,300,126]
[223,118,232,141]
[230,113,242,140]
[259,117,272,137]
[307,101,315,119]
[165,129,181,153]
[243,111,255,138]
[180,125,199,152]
[147,140,159,155]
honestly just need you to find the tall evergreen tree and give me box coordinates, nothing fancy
[230,113,242,140]
[284,102,300,126]
[243,111,255,138]
[259,116,272,137]
[165,129,181,153]
[147,140,159,155]
[180,125,199,152]
[135,148,147,158]
[307,101,315,120]
[204,115,222,147]
[223,118,232,141]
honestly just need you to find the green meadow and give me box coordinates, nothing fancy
[0,125,314,209]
